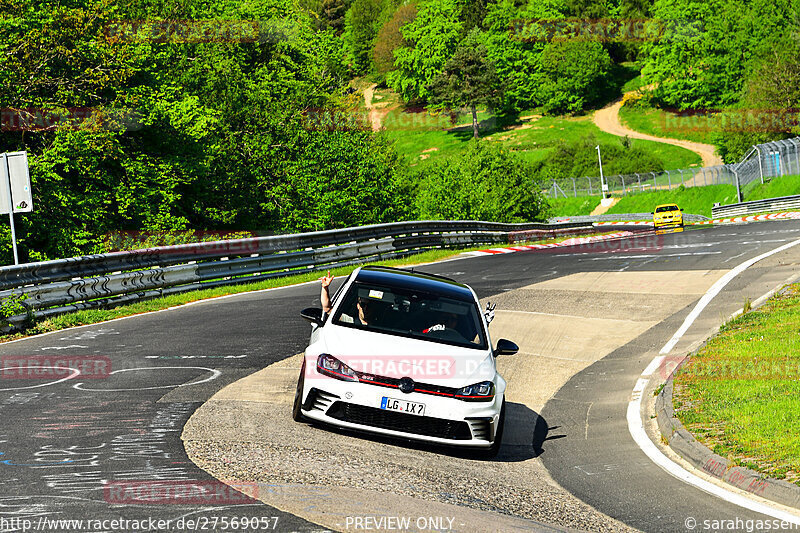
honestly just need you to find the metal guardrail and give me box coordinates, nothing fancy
[711,195,800,218]
[548,213,709,224]
[0,220,594,330]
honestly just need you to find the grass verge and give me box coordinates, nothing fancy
[0,230,619,344]
[673,283,800,485]
[618,104,719,145]
[742,174,800,202]
[606,184,738,218]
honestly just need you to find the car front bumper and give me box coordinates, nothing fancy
[298,377,503,448]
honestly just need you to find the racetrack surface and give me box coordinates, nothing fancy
[2,221,800,532]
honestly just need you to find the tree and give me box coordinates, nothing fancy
[415,141,545,222]
[427,29,501,138]
[343,0,385,73]
[535,40,613,115]
[320,0,350,34]
[387,0,462,102]
[372,3,417,80]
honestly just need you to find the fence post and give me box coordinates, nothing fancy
[636,173,641,192]
[678,169,684,186]
[791,138,800,175]
[733,168,742,202]
[587,177,592,196]
[666,170,671,190]
[572,178,577,197]
[621,175,626,195]
[754,145,764,184]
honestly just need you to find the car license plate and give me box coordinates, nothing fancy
[381,397,425,416]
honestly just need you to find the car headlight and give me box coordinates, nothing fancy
[317,354,358,382]
[455,381,494,402]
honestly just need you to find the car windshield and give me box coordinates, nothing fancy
[332,282,488,349]
[655,205,679,213]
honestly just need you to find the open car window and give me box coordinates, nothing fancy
[332,282,488,349]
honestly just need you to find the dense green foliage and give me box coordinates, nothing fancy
[3,0,798,265]
[387,0,462,102]
[0,0,413,263]
[415,141,545,222]
[532,134,663,182]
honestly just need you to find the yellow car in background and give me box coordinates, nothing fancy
[653,203,684,228]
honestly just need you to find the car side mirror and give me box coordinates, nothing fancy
[494,339,519,357]
[680,208,684,211]
[300,307,324,326]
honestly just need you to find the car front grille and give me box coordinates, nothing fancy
[357,374,461,398]
[325,401,472,440]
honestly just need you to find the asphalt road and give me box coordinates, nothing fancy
[1,220,799,532]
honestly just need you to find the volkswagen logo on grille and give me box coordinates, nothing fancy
[399,377,414,394]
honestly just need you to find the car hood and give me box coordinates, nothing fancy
[318,324,495,387]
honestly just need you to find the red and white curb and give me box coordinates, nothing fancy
[594,221,654,227]
[691,211,800,225]
[465,232,633,256]
[594,211,800,227]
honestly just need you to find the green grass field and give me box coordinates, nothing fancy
[618,105,719,146]
[372,82,703,171]
[743,174,800,201]
[606,185,738,218]
[674,284,800,485]
[545,196,602,218]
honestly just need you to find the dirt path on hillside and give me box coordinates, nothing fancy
[363,83,401,132]
[593,94,724,175]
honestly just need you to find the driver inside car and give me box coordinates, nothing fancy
[422,311,459,334]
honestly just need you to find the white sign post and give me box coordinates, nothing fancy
[0,151,34,265]
[595,145,607,199]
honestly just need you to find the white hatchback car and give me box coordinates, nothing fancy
[292,266,518,457]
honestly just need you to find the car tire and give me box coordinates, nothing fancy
[292,360,307,422]
[471,399,505,460]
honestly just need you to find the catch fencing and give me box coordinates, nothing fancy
[544,136,800,203]
[0,220,593,331]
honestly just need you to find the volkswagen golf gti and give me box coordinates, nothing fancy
[292,266,518,457]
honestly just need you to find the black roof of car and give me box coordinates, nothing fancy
[355,266,475,302]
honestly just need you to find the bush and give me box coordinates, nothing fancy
[414,141,545,222]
